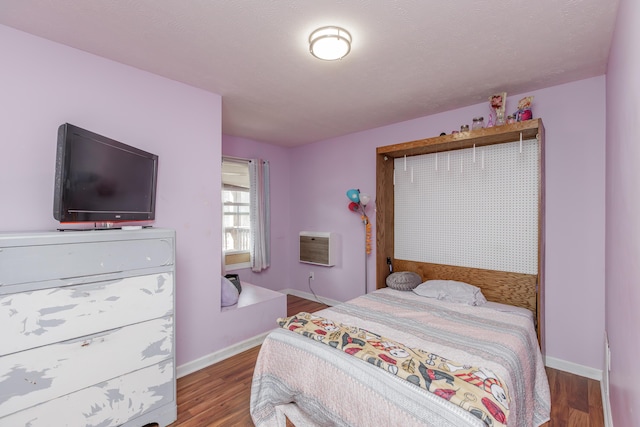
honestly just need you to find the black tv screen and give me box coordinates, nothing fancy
[53,123,158,223]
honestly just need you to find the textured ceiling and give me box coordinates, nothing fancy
[0,0,619,146]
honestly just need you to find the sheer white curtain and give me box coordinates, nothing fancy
[249,159,270,272]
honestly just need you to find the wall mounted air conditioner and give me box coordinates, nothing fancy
[299,231,336,267]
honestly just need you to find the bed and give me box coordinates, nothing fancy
[250,284,550,427]
[251,123,548,426]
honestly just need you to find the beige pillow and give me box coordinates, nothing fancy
[386,271,422,291]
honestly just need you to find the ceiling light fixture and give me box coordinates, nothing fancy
[309,26,352,61]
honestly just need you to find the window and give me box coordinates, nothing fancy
[222,158,251,268]
[222,157,271,271]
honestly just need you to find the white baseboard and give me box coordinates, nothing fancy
[602,332,614,427]
[602,380,614,427]
[544,356,602,381]
[176,331,270,378]
[280,288,341,307]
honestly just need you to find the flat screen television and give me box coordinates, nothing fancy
[53,123,158,223]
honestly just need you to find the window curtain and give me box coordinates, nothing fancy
[249,159,270,272]
[221,195,226,276]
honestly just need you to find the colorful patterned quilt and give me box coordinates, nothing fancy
[251,288,550,427]
[278,312,509,426]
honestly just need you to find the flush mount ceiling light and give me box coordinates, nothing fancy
[309,26,352,61]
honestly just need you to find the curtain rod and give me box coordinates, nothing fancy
[222,155,269,165]
[222,155,249,163]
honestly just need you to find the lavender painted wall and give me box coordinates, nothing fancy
[221,135,292,290]
[535,78,606,371]
[0,25,229,367]
[288,78,606,370]
[605,0,640,424]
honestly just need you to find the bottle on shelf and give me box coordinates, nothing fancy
[471,117,485,130]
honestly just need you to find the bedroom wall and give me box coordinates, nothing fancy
[605,0,640,423]
[289,77,606,371]
[221,135,292,290]
[0,25,236,367]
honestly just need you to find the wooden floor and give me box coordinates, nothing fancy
[169,295,603,427]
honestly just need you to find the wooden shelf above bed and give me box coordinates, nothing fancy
[377,119,542,158]
[375,118,546,351]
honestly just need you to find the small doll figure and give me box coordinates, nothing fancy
[515,96,533,122]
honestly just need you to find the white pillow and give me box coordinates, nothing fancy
[221,276,239,307]
[413,280,487,306]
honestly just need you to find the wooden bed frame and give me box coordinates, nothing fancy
[392,260,537,313]
[375,119,545,351]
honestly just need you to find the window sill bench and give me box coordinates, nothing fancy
[222,282,286,312]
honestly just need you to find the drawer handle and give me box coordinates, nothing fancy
[69,327,123,346]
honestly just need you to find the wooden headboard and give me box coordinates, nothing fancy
[375,120,545,350]
[393,259,537,314]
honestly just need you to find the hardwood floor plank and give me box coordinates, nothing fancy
[566,370,590,413]
[546,367,569,427]
[542,366,604,427]
[567,407,591,427]
[588,379,605,427]
[588,377,604,410]
[169,295,604,427]
[287,294,329,316]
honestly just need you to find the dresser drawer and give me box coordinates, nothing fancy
[0,359,174,427]
[0,237,173,288]
[0,272,173,357]
[0,316,173,418]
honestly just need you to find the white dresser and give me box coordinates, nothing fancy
[0,228,177,427]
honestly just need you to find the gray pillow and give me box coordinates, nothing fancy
[386,271,422,291]
[221,276,240,307]
[412,280,487,306]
